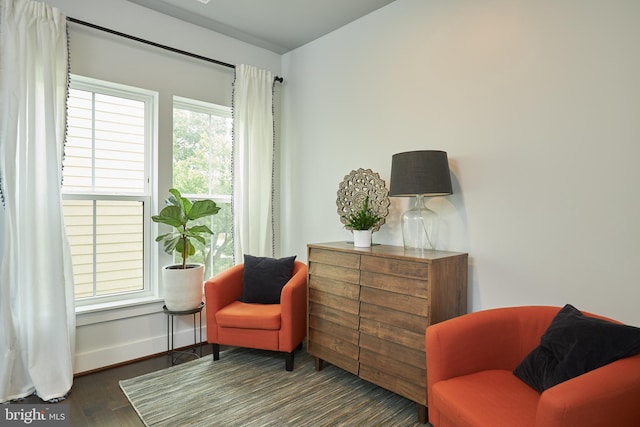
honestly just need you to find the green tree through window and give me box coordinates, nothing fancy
[173,98,233,278]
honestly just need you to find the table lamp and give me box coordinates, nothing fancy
[389,150,453,250]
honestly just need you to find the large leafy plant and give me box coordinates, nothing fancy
[345,196,383,231]
[152,188,220,269]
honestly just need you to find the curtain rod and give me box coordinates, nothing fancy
[66,17,284,83]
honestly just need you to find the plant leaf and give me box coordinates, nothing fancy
[189,224,214,235]
[155,232,175,242]
[152,205,185,228]
[175,237,185,256]
[189,199,220,220]
[168,188,182,202]
[190,234,207,246]
[186,240,196,257]
[162,235,180,255]
[167,188,191,221]
[180,196,193,217]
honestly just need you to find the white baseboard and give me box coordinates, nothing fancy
[74,327,207,374]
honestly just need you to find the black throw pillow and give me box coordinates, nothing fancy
[239,255,296,304]
[513,304,640,392]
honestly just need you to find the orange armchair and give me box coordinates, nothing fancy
[204,261,307,371]
[426,306,640,427]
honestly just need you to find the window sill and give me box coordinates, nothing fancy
[76,296,165,326]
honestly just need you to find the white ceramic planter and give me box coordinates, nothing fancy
[353,229,372,248]
[162,263,204,311]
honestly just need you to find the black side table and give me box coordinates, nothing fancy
[163,302,205,365]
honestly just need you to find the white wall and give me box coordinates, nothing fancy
[44,0,282,373]
[280,0,640,325]
[32,0,640,372]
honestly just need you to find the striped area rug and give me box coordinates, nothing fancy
[119,346,423,426]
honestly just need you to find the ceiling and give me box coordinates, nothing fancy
[126,0,397,54]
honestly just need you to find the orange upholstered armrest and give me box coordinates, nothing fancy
[204,264,244,329]
[535,353,640,427]
[427,309,524,382]
[426,306,559,409]
[279,261,308,352]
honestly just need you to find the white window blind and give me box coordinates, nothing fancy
[63,76,155,304]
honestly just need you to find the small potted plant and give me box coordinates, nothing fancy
[152,188,220,310]
[344,196,383,247]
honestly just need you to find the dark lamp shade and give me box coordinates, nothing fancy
[389,150,453,196]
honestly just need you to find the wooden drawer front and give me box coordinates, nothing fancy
[360,271,428,299]
[360,286,428,317]
[309,275,360,300]
[359,364,426,406]
[307,339,359,375]
[360,255,428,280]
[309,313,359,343]
[309,302,359,330]
[309,262,360,285]
[359,333,425,370]
[307,329,359,369]
[309,289,359,316]
[360,302,428,336]
[359,348,426,390]
[309,248,361,269]
[359,318,425,352]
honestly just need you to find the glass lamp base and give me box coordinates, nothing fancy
[401,195,438,251]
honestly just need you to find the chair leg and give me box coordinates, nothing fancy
[212,343,220,361]
[285,350,294,371]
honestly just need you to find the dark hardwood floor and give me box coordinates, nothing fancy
[9,344,212,427]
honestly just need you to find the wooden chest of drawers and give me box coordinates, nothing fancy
[307,242,468,423]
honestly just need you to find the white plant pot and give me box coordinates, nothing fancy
[353,229,373,248]
[162,263,204,311]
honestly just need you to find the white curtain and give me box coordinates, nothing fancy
[0,0,75,402]
[232,64,276,258]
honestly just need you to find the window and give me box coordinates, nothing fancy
[63,76,156,305]
[172,97,233,279]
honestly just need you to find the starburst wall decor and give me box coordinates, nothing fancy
[336,168,390,232]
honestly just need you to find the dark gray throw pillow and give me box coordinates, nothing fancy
[513,304,640,392]
[239,255,296,304]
